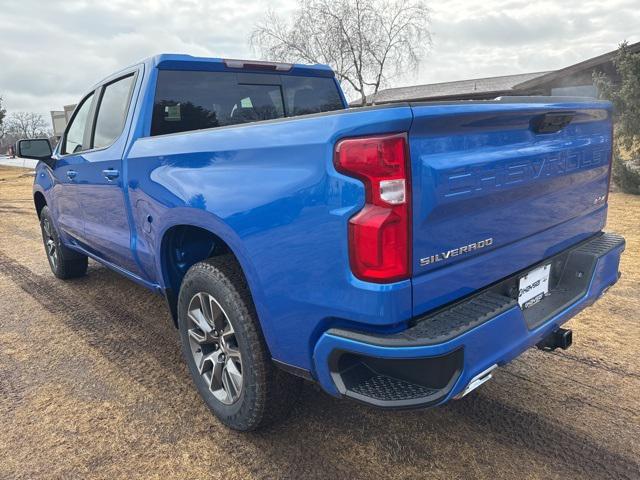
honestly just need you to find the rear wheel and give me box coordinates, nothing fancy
[178,256,302,431]
[40,206,88,279]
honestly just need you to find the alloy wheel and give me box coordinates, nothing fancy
[186,292,243,405]
[42,218,58,270]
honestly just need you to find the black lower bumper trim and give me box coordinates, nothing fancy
[350,373,439,401]
[331,349,463,409]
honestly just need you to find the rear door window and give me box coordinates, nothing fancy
[151,70,343,136]
[93,74,135,149]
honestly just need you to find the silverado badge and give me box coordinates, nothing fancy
[420,238,494,266]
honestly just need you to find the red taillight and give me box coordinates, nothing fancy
[334,133,411,282]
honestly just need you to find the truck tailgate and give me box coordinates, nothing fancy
[408,99,613,315]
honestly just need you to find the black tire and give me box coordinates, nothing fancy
[40,205,88,279]
[177,256,302,431]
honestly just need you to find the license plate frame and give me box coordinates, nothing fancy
[518,263,551,309]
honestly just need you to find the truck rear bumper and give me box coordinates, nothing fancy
[312,232,625,408]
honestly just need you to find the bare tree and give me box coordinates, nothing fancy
[250,0,431,106]
[0,96,6,130]
[6,111,49,139]
[0,97,7,148]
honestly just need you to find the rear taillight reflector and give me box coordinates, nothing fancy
[334,133,411,282]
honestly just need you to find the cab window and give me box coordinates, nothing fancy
[63,93,94,154]
[93,74,135,149]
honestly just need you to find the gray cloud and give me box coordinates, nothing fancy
[0,0,293,121]
[407,0,640,86]
[0,0,638,124]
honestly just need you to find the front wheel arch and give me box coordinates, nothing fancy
[34,191,47,219]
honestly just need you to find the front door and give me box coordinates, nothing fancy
[50,91,96,241]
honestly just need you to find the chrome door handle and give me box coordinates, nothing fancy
[102,168,120,181]
[66,170,78,180]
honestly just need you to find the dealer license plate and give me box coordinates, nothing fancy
[518,264,551,309]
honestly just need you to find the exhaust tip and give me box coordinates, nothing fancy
[454,364,497,399]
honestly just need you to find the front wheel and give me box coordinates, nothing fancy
[177,256,302,431]
[39,206,88,279]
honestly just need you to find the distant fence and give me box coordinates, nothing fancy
[0,156,39,169]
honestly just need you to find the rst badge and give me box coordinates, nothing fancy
[420,238,494,267]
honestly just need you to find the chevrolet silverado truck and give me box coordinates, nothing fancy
[19,54,625,431]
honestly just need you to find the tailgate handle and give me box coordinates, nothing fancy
[531,112,575,134]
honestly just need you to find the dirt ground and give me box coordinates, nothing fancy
[0,165,638,480]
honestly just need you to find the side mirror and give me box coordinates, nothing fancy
[16,138,55,168]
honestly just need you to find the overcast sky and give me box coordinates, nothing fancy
[0,0,638,122]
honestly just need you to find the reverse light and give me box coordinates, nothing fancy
[334,133,411,283]
[380,179,406,204]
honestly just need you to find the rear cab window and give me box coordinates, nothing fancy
[151,70,344,136]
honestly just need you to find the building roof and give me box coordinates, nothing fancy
[513,41,640,90]
[360,40,640,105]
[364,71,551,105]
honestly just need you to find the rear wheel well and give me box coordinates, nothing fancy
[34,192,47,218]
[161,225,241,326]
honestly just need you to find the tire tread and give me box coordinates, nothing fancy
[40,206,88,280]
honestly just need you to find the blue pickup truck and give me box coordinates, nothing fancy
[18,54,625,431]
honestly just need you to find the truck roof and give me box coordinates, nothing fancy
[98,53,334,81]
[149,54,335,77]
[90,54,336,91]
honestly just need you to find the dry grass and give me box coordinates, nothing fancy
[0,166,638,480]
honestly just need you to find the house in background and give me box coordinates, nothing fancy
[50,104,76,139]
[357,41,640,105]
[512,42,640,97]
